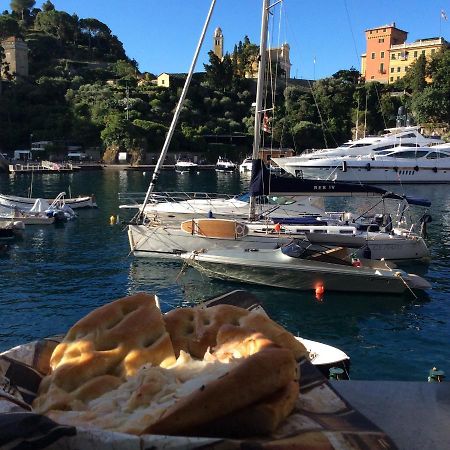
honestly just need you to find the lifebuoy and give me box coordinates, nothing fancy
[235,222,245,237]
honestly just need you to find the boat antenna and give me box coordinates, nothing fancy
[137,0,217,221]
[249,0,271,220]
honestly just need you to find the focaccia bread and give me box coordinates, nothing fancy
[45,331,299,436]
[32,294,302,438]
[33,292,176,413]
[164,304,308,360]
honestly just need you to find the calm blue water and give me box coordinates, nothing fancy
[0,169,449,381]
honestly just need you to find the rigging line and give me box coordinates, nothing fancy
[374,84,388,129]
[342,0,360,68]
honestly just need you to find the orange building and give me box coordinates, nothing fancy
[361,23,408,83]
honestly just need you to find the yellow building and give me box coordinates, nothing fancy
[388,37,449,83]
[157,72,170,87]
[361,23,449,84]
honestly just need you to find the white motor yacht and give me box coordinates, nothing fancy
[273,126,443,179]
[215,157,236,172]
[175,158,198,173]
[284,144,450,184]
[239,157,253,173]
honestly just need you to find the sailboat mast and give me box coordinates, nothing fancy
[249,0,270,220]
[138,0,217,219]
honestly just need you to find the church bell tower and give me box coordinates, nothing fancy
[213,27,223,59]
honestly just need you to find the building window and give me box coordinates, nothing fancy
[378,38,384,43]
[371,52,375,59]
[431,48,436,54]
[161,79,165,85]
[397,67,401,72]
[397,76,400,80]
[398,53,401,58]
[414,51,418,57]
[380,63,384,73]
[383,28,386,32]
[371,76,374,79]
[391,67,394,73]
[391,54,396,60]
[390,77,394,82]
[422,50,425,55]
[381,51,385,58]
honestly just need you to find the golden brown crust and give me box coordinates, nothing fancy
[34,297,304,438]
[33,292,176,413]
[146,346,299,436]
[164,304,308,360]
[190,380,300,438]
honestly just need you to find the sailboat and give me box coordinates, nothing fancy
[126,1,430,265]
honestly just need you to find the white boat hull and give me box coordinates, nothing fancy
[275,160,450,184]
[128,220,430,262]
[183,248,430,294]
[128,223,281,258]
[0,194,97,210]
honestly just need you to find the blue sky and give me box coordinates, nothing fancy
[1,0,449,79]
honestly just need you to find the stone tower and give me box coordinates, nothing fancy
[213,27,223,59]
[1,37,29,78]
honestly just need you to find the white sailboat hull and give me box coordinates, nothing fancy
[128,223,281,258]
[128,219,429,262]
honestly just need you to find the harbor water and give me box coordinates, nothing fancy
[0,169,449,381]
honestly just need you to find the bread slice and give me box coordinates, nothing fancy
[164,304,308,360]
[33,292,176,413]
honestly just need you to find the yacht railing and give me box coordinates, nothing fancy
[119,191,240,208]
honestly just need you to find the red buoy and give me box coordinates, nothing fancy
[315,284,325,301]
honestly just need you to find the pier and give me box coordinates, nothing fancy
[8,160,80,174]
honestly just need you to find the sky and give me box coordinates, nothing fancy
[1,0,450,80]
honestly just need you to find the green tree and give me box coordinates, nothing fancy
[10,0,35,20]
[34,10,77,42]
[42,0,54,12]
[403,54,426,93]
[0,14,20,38]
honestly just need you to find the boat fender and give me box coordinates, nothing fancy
[433,167,438,173]
[342,161,347,172]
[351,258,361,267]
[365,163,371,171]
[315,284,325,301]
[414,166,419,172]
[110,215,116,225]
[274,223,282,233]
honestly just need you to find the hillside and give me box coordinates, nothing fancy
[1,1,448,162]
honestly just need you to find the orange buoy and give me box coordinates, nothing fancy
[274,223,281,232]
[315,284,325,301]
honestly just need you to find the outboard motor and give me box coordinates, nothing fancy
[362,245,372,259]
[420,213,432,238]
[382,213,393,232]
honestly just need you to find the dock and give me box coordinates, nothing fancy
[8,160,80,174]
